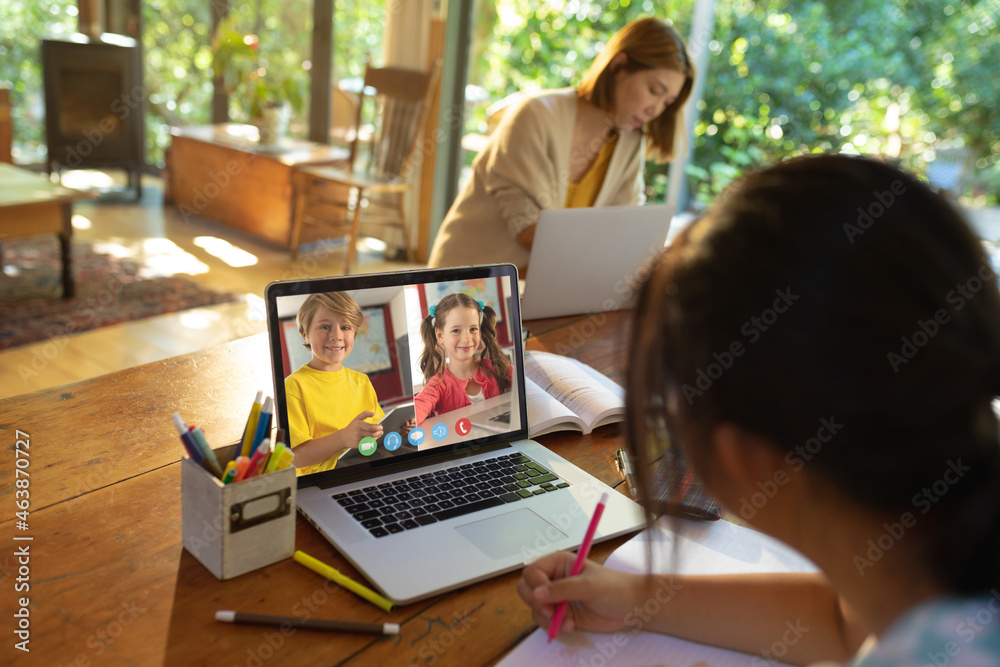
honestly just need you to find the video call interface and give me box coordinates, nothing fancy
[274,275,523,475]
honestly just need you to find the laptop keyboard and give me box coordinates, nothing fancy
[333,452,570,538]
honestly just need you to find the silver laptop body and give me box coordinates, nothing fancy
[520,204,674,320]
[265,264,644,604]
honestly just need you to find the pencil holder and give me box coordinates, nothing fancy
[181,443,297,580]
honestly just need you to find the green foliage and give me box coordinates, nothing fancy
[470,0,1000,204]
[1,0,381,167]
[211,12,306,119]
[142,0,215,166]
[333,0,385,79]
[0,0,76,162]
[4,0,995,203]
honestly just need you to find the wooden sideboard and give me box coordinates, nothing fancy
[164,124,349,247]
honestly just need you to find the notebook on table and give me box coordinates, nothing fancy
[520,203,674,320]
[264,263,645,604]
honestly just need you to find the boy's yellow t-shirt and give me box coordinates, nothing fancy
[284,364,385,475]
[564,135,618,208]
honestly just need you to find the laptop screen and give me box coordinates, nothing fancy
[264,264,526,485]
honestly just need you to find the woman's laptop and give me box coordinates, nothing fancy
[264,263,644,604]
[520,204,674,320]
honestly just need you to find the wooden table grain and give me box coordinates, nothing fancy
[0,310,635,666]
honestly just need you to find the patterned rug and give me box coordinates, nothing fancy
[0,238,243,351]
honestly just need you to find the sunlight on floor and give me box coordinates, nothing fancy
[91,237,210,277]
[246,294,267,320]
[193,236,258,267]
[60,170,117,190]
[360,237,388,253]
[178,308,222,330]
[71,214,92,230]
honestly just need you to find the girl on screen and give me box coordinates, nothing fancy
[413,293,513,423]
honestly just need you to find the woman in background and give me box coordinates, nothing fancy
[428,17,694,273]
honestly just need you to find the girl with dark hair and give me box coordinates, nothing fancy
[428,17,695,273]
[414,293,513,423]
[517,154,1000,664]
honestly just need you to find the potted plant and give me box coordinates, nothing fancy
[212,15,306,144]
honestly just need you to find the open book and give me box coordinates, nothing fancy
[524,350,625,437]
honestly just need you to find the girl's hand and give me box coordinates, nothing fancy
[339,411,384,449]
[516,551,645,636]
[401,419,415,436]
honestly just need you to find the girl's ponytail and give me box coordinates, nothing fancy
[478,304,512,394]
[418,313,446,384]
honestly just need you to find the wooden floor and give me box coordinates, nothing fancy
[0,172,421,400]
[5,171,997,402]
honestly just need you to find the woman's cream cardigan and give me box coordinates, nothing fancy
[428,88,646,273]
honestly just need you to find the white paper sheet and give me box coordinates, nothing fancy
[496,516,818,667]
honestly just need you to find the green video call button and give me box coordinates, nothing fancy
[359,437,378,456]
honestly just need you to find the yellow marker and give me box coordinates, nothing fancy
[240,390,264,457]
[221,460,239,484]
[274,446,295,470]
[293,550,394,612]
[263,443,288,474]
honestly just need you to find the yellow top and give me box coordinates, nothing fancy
[564,135,619,208]
[284,364,385,475]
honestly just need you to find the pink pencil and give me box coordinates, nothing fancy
[547,492,608,643]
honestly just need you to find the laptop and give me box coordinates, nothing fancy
[264,264,645,604]
[520,203,674,320]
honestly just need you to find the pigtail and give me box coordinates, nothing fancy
[418,314,447,385]
[478,305,511,394]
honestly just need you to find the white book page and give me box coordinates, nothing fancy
[524,350,624,429]
[497,517,818,667]
[525,376,584,436]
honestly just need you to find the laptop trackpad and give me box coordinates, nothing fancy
[455,509,567,561]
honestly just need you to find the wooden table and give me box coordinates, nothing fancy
[0,310,635,665]
[0,163,94,298]
[164,124,349,248]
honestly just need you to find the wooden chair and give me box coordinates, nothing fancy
[926,145,970,200]
[0,87,12,164]
[290,59,442,273]
[330,86,361,150]
[460,90,534,155]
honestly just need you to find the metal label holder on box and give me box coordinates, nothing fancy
[181,443,296,580]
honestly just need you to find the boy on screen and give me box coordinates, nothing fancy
[285,292,384,475]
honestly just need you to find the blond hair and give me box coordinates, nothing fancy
[296,292,364,350]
